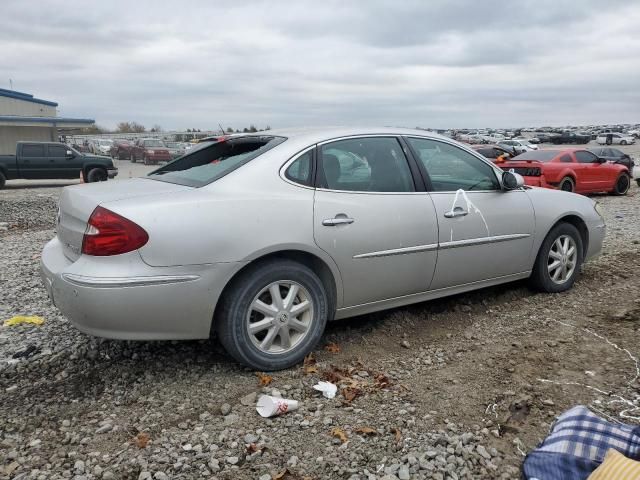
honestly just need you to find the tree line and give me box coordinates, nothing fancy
[79,122,272,135]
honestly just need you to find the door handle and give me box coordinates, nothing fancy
[322,216,355,226]
[444,207,468,218]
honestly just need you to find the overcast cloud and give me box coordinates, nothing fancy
[2,0,639,130]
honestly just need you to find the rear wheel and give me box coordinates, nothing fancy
[143,155,150,166]
[612,173,631,196]
[621,140,628,145]
[216,259,328,370]
[530,223,583,293]
[0,171,6,189]
[86,168,108,183]
[636,179,640,187]
[130,153,136,163]
[559,176,575,192]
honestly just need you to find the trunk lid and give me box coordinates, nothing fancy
[56,178,192,261]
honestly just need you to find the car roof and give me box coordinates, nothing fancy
[241,126,448,145]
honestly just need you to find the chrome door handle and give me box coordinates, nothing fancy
[444,207,468,218]
[322,217,354,226]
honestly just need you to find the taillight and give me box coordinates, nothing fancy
[81,206,148,256]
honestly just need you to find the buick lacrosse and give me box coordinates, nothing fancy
[41,127,605,370]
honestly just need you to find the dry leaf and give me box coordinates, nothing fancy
[256,372,273,386]
[331,427,349,443]
[374,373,391,389]
[341,387,362,403]
[303,353,318,375]
[355,426,378,436]
[391,427,402,443]
[272,468,290,479]
[324,342,341,353]
[134,432,150,448]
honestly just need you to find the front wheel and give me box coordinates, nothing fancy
[559,176,575,192]
[612,173,631,196]
[130,153,136,163]
[216,260,328,370]
[86,168,108,183]
[636,179,640,187]
[530,223,583,293]
[0,171,6,189]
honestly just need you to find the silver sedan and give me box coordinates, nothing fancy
[41,127,606,370]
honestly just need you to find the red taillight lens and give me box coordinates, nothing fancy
[81,206,148,256]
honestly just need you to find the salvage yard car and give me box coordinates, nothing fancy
[596,132,635,145]
[41,127,606,370]
[0,141,117,188]
[499,148,630,194]
[130,138,171,165]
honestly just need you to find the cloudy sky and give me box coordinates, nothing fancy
[2,1,639,130]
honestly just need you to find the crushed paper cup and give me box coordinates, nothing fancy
[313,381,338,399]
[256,395,299,418]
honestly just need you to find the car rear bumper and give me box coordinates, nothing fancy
[107,168,118,179]
[40,237,243,340]
[585,220,606,262]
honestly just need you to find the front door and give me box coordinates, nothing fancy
[404,137,535,290]
[313,136,438,307]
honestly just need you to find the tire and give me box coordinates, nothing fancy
[216,259,329,370]
[621,140,627,146]
[559,176,575,192]
[612,173,631,196]
[143,155,150,166]
[0,171,5,189]
[530,222,583,293]
[86,168,108,183]
[636,179,640,188]
[130,153,136,163]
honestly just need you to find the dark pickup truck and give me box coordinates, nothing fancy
[550,132,591,144]
[0,142,118,188]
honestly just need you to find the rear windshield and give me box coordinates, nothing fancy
[512,150,559,162]
[148,136,285,187]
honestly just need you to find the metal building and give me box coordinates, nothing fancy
[0,88,94,155]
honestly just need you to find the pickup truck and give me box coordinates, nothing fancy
[549,132,591,144]
[0,142,118,189]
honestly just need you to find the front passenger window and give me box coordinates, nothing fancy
[407,137,499,192]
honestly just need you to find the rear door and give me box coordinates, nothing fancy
[18,143,48,179]
[404,136,535,289]
[312,136,439,308]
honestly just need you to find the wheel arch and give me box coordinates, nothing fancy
[212,248,342,333]
[549,214,589,259]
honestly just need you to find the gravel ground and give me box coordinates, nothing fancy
[1,152,640,480]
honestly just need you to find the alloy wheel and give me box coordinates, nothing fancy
[246,281,314,354]
[547,235,577,284]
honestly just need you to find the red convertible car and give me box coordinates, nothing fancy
[496,148,631,195]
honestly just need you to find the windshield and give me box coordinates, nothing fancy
[98,140,113,146]
[148,136,286,187]
[143,140,164,147]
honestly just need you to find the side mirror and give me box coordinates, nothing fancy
[66,150,74,157]
[502,170,524,190]
[598,157,607,163]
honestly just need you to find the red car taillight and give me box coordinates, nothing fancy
[81,206,149,256]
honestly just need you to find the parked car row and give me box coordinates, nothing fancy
[109,138,188,163]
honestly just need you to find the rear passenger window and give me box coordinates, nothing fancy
[285,150,313,186]
[22,144,45,157]
[318,137,414,192]
[560,155,573,163]
[407,137,499,192]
